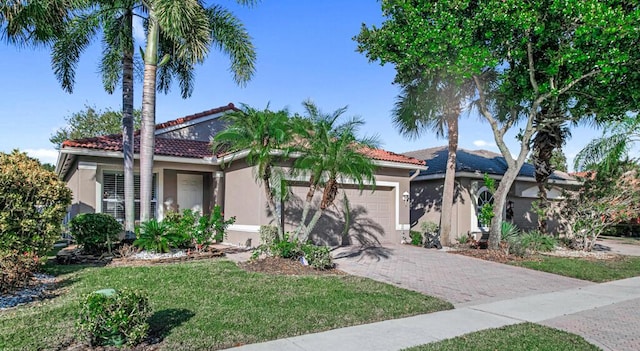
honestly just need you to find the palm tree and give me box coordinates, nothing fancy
[139,0,257,221]
[3,0,140,236]
[393,75,474,245]
[294,102,380,243]
[211,104,292,237]
[574,116,640,173]
[530,106,570,233]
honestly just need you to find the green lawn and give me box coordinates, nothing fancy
[0,259,452,350]
[513,255,640,282]
[403,323,599,351]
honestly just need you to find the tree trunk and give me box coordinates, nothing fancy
[301,178,338,242]
[122,10,135,237]
[140,12,159,222]
[262,166,282,239]
[293,176,316,240]
[440,113,458,246]
[301,208,323,243]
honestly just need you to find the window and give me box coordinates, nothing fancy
[102,172,157,224]
[476,187,494,227]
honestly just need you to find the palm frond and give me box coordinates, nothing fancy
[154,0,210,64]
[205,4,256,85]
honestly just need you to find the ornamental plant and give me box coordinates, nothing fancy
[69,213,122,254]
[0,151,71,256]
[77,288,150,347]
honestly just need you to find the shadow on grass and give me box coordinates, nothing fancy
[148,308,195,344]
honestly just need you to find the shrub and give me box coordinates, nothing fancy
[162,210,194,248]
[0,250,41,293]
[0,151,72,256]
[521,230,557,252]
[420,221,439,234]
[501,221,520,242]
[163,207,236,249]
[409,230,423,246]
[270,233,301,259]
[209,205,236,243]
[301,243,333,269]
[457,235,469,244]
[77,288,150,347]
[259,225,279,247]
[69,213,122,254]
[133,219,179,253]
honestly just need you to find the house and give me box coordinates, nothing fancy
[404,146,580,244]
[56,103,426,246]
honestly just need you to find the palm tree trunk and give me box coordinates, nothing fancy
[302,178,338,242]
[301,208,323,243]
[140,12,159,222]
[440,113,458,246]
[122,9,135,237]
[262,167,282,239]
[293,176,316,239]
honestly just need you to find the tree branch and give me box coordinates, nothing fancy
[527,39,539,94]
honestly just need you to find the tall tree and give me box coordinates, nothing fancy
[212,104,292,237]
[357,0,640,249]
[50,105,141,149]
[392,75,475,245]
[139,0,257,221]
[293,102,379,243]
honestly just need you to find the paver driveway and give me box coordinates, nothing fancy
[332,244,592,307]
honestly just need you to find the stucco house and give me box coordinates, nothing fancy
[404,146,580,244]
[56,103,426,246]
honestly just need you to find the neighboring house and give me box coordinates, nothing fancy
[404,146,580,244]
[56,103,426,246]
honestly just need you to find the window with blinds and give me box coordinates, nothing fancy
[102,172,157,223]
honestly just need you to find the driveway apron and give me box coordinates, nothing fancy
[332,244,592,307]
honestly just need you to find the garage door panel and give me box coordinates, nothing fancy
[288,184,395,245]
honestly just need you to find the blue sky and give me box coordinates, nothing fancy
[0,0,601,170]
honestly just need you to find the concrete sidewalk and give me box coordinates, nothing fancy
[224,277,640,351]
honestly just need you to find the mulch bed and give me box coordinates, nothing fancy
[449,248,533,264]
[238,257,346,276]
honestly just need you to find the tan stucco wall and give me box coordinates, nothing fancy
[66,161,98,217]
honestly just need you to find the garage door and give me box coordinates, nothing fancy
[288,183,395,245]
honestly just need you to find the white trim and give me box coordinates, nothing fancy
[372,159,427,170]
[78,161,97,170]
[228,224,260,233]
[154,110,230,135]
[157,168,165,220]
[95,166,103,213]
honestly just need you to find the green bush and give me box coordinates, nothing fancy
[209,205,236,243]
[0,151,72,256]
[409,230,423,246]
[163,207,235,249]
[134,219,179,253]
[301,243,333,269]
[457,235,469,244]
[420,221,439,234]
[77,288,150,347]
[162,210,194,248]
[501,221,520,242]
[69,213,122,254]
[0,250,41,293]
[271,233,301,259]
[521,230,557,252]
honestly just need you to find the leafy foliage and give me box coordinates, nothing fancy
[77,288,150,347]
[0,250,41,293]
[69,213,122,255]
[0,151,71,256]
[520,231,556,253]
[163,207,236,250]
[134,219,176,253]
[300,243,333,270]
[554,169,640,251]
[49,105,141,148]
[356,0,640,249]
[410,230,423,246]
[252,232,334,270]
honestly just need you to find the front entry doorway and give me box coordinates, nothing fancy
[177,173,203,214]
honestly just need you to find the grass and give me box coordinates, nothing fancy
[403,323,599,351]
[0,259,452,350]
[513,255,640,282]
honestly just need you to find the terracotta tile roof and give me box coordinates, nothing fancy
[60,103,425,166]
[360,147,425,166]
[62,134,214,159]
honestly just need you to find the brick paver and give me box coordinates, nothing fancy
[541,297,640,351]
[332,244,592,307]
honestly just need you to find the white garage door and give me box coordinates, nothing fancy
[289,184,395,245]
